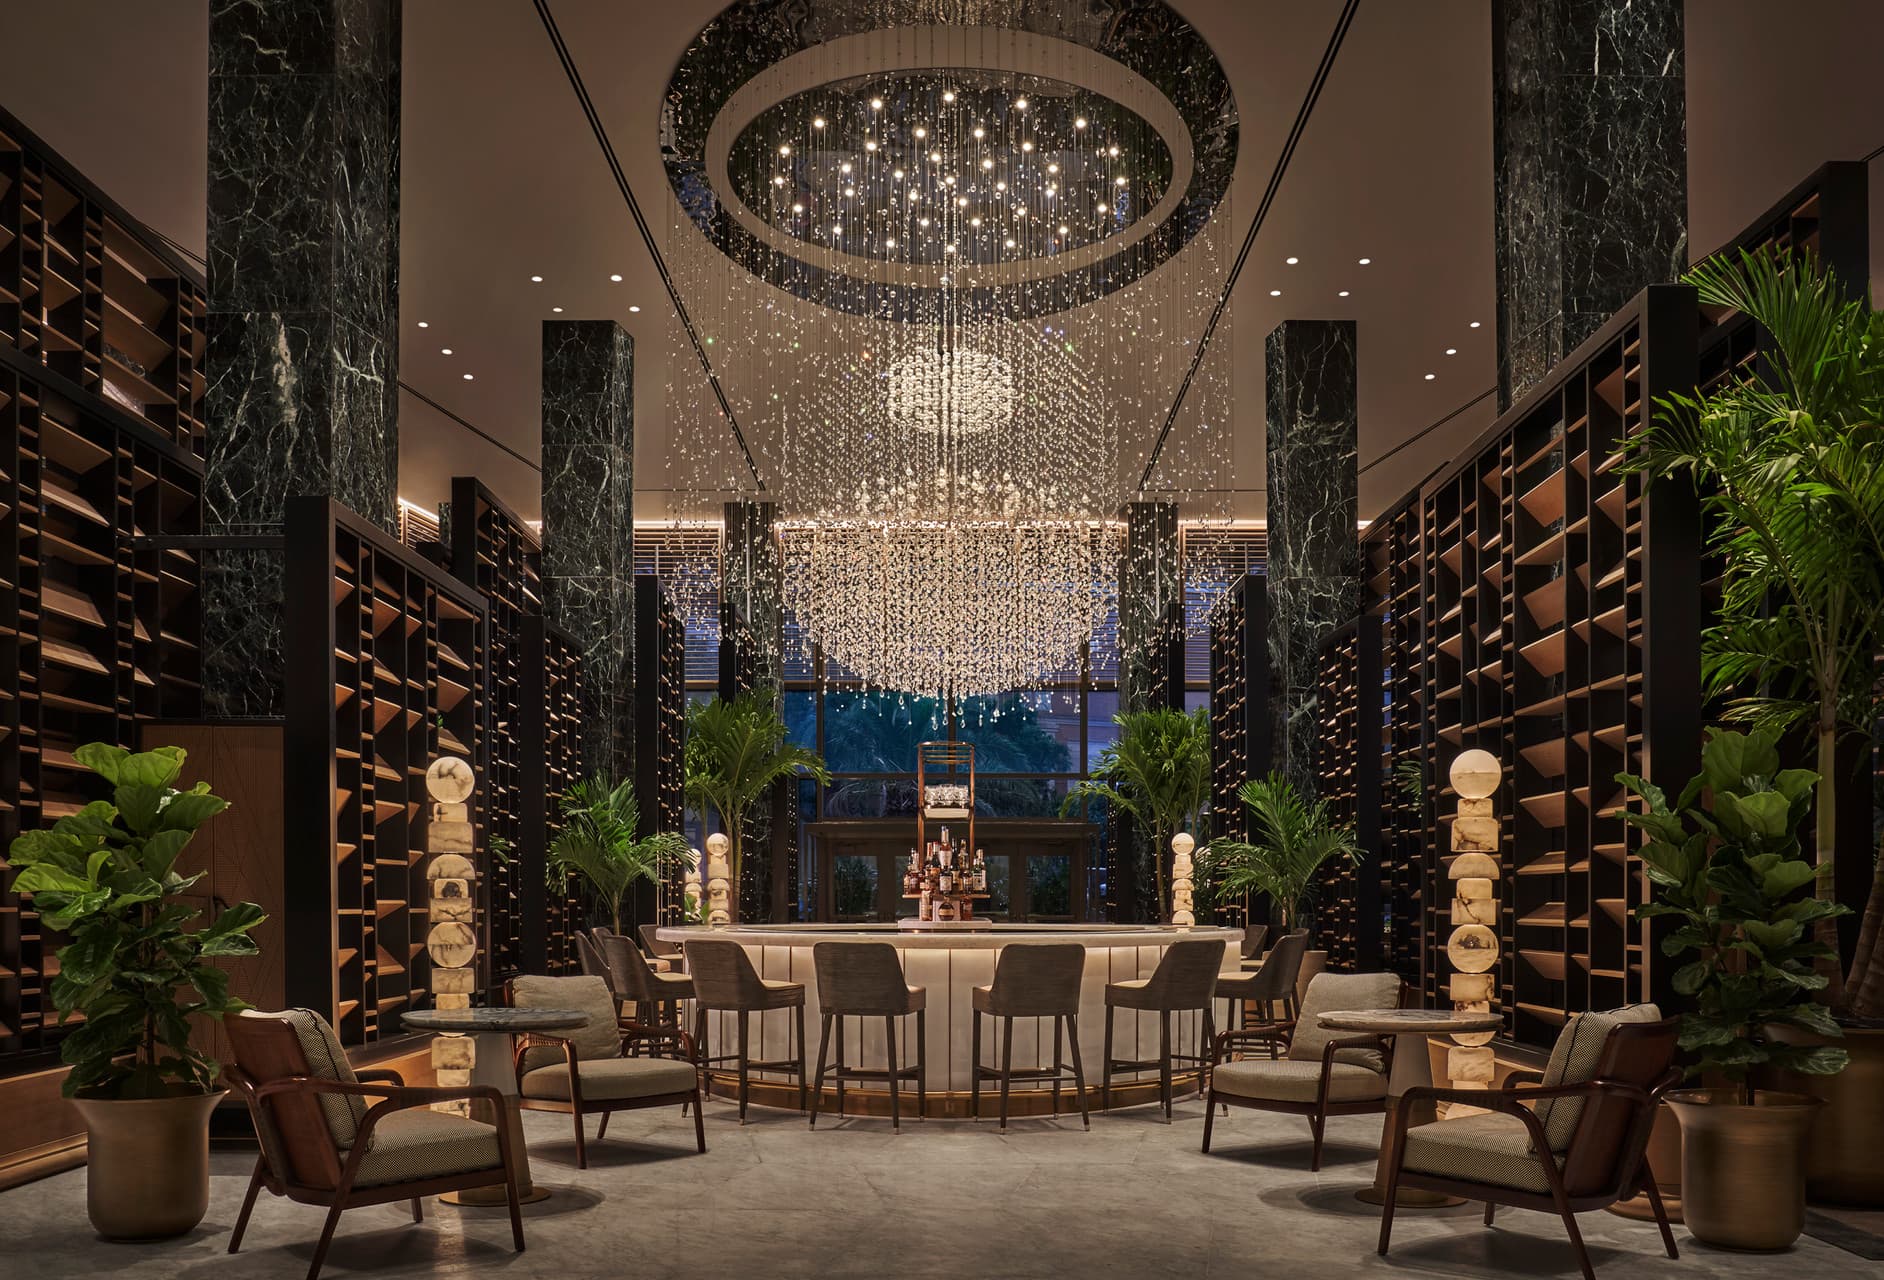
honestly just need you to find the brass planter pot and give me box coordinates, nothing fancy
[1665,1088,1822,1252]
[71,1089,226,1240]
[1766,1022,1884,1207]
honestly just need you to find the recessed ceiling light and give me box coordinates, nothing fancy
[941,90,956,103]
[1445,347,1457,356]
[552,306,563,313]
[1269,289,1281,297]
[1424,373,1436,380]
[609,273,623,282]
[1470,321,1482,328]
[529,274,543,282]
[628,305,641,313]
[1358,257,1372,265]
[461,372,474,381]
[1014,97,1028,110]
[440,347,453,355]
[1338,290,1350,297]
[417,321,429,328]
[1285,256,1299,265]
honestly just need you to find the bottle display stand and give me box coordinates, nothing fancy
[904,741,990,927]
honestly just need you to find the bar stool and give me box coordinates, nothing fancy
[685,938,808,1122]
[596,932,696,1061]
[1102,937,1224,1121]
[971,943,1089,1132]
[640,923,685,969]
[576,932,636,1031]
[808,941,926,1130]
[1237,924,1271,969]
[1216,929,1309,1042]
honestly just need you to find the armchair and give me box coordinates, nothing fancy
[222,1009,524,1280]
[1201,970,1402,1169]
[1377,1009,1679,1280]
[508,974,706,1168]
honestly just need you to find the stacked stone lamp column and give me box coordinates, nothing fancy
[1445,749,1502,1091]
[424,756,479,1113]
[1170,833,1196,927]
[705,832,733,927]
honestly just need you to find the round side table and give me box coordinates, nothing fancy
[1316,1007,1504,1208]
[402,1007,590,1205]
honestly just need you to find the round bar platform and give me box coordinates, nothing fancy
[658,924,1243,1119]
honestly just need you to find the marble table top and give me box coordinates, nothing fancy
[402,1007,590,1034]
[1316,1008,1504,1036]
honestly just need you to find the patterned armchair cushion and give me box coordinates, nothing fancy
[1286,972,1401,1072]
[341,1108,503,1188]
[520,1057,698,1102]
[1402,1111,1562,1194]
[511,974,622,1074]
[245,1008,368,1148]
[1531,1003,1661,1152]
[1211,1058,1387,1104]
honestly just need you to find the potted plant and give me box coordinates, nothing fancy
[1624,245,1884,1203]
[1197,773,1360,993]
[683,692,829,923]
[1062,707,1211,922]
[547,776,694,934]
[1617,727,1850,1250]
[8,744,264,1239]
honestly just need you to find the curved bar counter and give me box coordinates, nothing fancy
[657,923,1244,1118]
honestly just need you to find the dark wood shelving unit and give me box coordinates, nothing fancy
[1407,285,1702,1048]
[1,109,206,457]
[520,614,587,976]
[446,477,541,989]
[1361,489,1425,986]
[633,575,688,925]
[283,497,489,1048]
[1312,613,1381,972]
[0,347,204,1073]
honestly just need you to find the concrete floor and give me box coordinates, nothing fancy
[4,1097,1877,1280]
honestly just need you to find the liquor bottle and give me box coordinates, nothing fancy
[919,883,932,920]
[939,864,953,894]
[974,849,987,892]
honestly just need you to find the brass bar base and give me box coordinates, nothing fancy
[707,1068,1197,1119]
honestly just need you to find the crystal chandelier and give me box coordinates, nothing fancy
[658,4,1239,697]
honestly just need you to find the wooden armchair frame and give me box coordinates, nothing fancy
[223,1060,525,1280]
[506,980,706,1169]
[1200,1022,1397,1170]
[1377,1021,1681,1280]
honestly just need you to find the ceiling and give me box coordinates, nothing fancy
[2,1,1880,526]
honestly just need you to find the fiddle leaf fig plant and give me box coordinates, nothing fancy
[8,744,265,1098]
[1618,727,1850,1103]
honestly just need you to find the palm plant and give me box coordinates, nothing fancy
[683,692,829,919]
[1622,245,1884,1013]
[1199,773,1360,931]
[1062,707,1211,921]
[546,776,692,935]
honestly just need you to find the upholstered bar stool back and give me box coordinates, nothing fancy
[1217,930,1310,1031]
[1102,937,1225,1121]
[971,942,1089,1131]
[685,938,809,1121]
[640,923,684,966]
[1239,924,1271,965]
[597,932,696,1060]
[809,942,927,1129]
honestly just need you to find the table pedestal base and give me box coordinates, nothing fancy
[1354,1094,1465,1208]
[437,1047,549,1207]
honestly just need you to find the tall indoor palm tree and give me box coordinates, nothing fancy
[1200,774,1360,932]
[1624,245,1884,1013]
[546,777,693,935]
[684,692,830,920]
[1063,707,1212,921]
